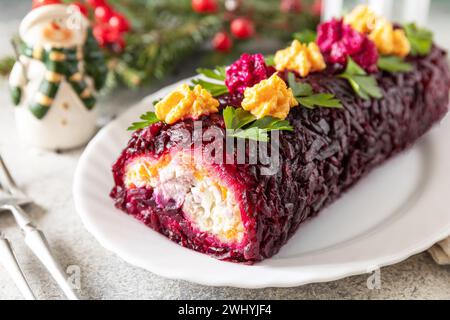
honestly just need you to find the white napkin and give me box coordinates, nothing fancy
[428,237,450,265]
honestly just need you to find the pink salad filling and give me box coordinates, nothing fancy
[317,18,379,73]
[225,53,276,94]
[123,150,248,245]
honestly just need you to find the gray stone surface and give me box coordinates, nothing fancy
[0,0,449,300]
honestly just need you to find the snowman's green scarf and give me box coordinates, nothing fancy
[20,28,107,119]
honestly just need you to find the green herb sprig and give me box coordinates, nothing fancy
[404,23,433,56]
[377,56,413,73]
[127,111,160,131]
[288,73,342,109]
[196,66,226,81]
[338,58,382,100]
[192,66,228,97]
[265,54,275,67]
[223,106,293,142]
[293,29,317,44]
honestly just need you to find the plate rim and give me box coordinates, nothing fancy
[73,78,450,288]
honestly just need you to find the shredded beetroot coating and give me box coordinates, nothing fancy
[317,18,379,73]
[111,46,450,263]
[225,53,276,94]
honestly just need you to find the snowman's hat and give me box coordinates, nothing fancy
[20,1,89,39]
[32,0,63,9]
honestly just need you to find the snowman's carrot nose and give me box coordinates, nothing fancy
[51,22,61,30]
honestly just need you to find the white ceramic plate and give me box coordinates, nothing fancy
[73,78,450,288]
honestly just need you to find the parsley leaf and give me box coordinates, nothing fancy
[377,56,413,73]
[191,78,229,97]
[228,127,270,142]
[223,106,293,142]
[196,66,226,81]
[288,73,313,96]
[265,54,275,66]
[223,106,256,129]
[338,58,382,100]
[127,111,160,131]
[343,57,366,75]
[192,66,228,97]
[288,72,342,108]
[298,94,343,109]
[293,29,317,43]
[404,23,433,56]
[249,116,294,132]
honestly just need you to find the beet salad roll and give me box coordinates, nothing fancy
[111,5,450,263]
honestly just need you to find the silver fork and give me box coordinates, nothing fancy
[0,229,35,300]
[0,155,79,300]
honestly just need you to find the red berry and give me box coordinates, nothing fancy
[230,17,255,39]
[192,0,218,13]
[70,2,88,16]
[109,13,130,33]
[93,23,126,51]
[105,27,121,43]
[94,5,113,23]
[212,32,233,52]
[280,0,302,13]
[87,0,106,7]
[93,25,108,46]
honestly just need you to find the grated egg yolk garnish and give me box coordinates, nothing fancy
[274,40,326,77]
[241,73,298,120]
[154,84,220,124]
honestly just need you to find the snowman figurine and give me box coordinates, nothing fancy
[9,0,107,150]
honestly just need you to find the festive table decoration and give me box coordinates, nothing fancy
[1,0,320,90]
[9,0,107,150]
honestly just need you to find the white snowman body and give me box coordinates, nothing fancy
[9,4,98,150]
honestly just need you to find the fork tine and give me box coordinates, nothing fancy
[0,155,27,199]
[0,232,36,300]
[0,155,18,189]
[0,155,79,299]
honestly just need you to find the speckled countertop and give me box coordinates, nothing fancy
[0,1,450,300]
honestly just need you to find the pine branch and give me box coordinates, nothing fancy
[113,14,222,87]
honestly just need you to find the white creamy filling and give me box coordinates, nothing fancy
[125,155,244,243]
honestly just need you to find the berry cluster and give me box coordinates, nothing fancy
[193,0,322,53]
[192,0,256,52]
[72,0,130,53]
